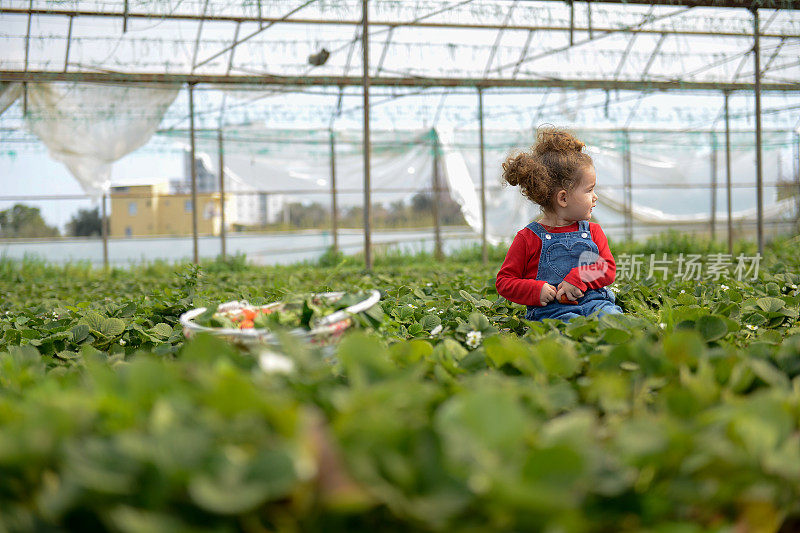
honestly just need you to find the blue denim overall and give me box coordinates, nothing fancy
[524,220,623,322]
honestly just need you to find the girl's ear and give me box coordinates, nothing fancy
[556,189,569,208]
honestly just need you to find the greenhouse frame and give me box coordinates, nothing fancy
[1,0,799,268]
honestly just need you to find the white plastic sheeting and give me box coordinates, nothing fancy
[185,125,795,243]
[23,83,178,198]
[0,82,21,116]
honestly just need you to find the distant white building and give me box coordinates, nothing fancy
[179,150,284,227]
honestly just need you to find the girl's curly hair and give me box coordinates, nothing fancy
[502,127,593,211]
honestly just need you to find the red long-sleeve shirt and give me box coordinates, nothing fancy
[495,222,616,307]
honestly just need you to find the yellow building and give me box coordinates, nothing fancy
[110,184,225,237]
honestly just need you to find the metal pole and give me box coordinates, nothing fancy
[101,193,109,268]
[189,83,199,264]
[218,128,226,260]
[432,130,443,260]
[710,132,717,240]
[330,129,339,253]
[725,91,733,255]
[753,8,764,254]
[623,130,632,241]
[362,0,372,270]
[478,87,488,264]
[795,131,800,231]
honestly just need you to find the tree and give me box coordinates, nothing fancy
[0,204,60,238]
[66,207,107,237]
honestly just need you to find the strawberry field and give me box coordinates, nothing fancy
[2,233,800,532]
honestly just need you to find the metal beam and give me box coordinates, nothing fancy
[375,27,394,77]
[623,33,667,127]
[478,87,487,264]
[189,83,199,264]
[193,0,318,71]
[490,6,693,76]
[218,128,226,260]
[512,29,535,79]
[330,129,338,253]
[753,8,764,255]
[191,0,211,73]
[362,0,372,270]
[3,70,797,92]
[63,15,73,72]
[483,0,517,77]
[101,193,109,268]
[6,8,799,39]
[725,91,733,254]
[226,22,241,75]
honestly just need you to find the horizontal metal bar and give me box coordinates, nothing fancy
[1,70,798,92]
[1,181,794,203]
[2,7,798,38]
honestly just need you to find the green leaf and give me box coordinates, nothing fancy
[459,290,478,305]
[389,339,433,365]
[103,318,125,337]
[697,315,728,342]
[468,312,495,334]
[420,314,441,331]
[532,339,580,378]
[79,312,125,337]
[147,323,173,339]
[188,450,295,515]
[70,324,90,343]
[484,335,538,373]
[756,297,786,313]
[601,328,631,345]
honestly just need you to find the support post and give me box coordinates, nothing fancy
[753,8,764,254]
[623,130,632,241]
[189,83,199,264]
[362,0,372,270]
[478,87,488,264]
[330,129,339,253]
[724,91,733,255]
[218,128,226,260]
[710,132,717,240]
[432,130,443,260]
[101,192,109,269]
[795,131,800,231]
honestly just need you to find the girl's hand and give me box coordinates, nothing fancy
[556,281,584,303]
[540,283,557,305]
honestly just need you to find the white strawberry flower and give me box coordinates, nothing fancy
[659,322,666,329]
[720,284,729,291]
[680,290,686,294]
[745,324,758,331]
[430,324,443,336]
[119,339,126,346]
[466,330,482,348]
[259,350,295,374]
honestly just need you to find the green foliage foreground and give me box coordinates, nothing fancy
[1,234,800,532]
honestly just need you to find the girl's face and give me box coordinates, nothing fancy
[564,165,598,221]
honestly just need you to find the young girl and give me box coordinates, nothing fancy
[496,128,623,323]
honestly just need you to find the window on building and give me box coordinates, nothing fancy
[184,200,193,213]
[204,202,215,220]
[128,201,137,215]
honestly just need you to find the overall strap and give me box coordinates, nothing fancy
[578,220,591,234]
[524,220,548,239]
